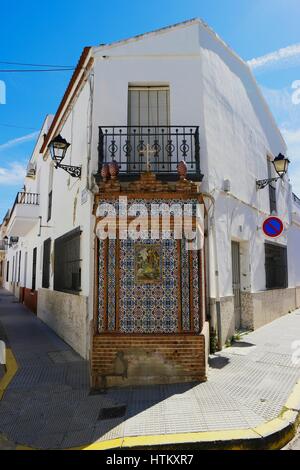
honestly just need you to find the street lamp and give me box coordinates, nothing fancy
[3,236,19,248]
[273,153,290,177]
[256,153,290,190]
[48,135,81,178]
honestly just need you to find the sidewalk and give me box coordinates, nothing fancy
[0,287,300,450]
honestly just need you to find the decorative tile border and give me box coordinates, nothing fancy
[97,199,202,334]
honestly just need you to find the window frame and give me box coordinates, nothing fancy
[265,241,288,290]
[53,227,82,295]
[128,85,170,127]
[47,190,53,222]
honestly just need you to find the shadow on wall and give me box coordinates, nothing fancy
[199,26,286,210]
[199,27,284,152]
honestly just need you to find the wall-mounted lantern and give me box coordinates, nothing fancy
[256,153,290,190]
[48,135,81,178]
[3,236,19,248]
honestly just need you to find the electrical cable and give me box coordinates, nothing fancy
[0,68,74,73]
[0,123,38,130]
[0,61,75,67]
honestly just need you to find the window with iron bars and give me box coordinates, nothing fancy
[265,242,288,289]
[54,227,81,294]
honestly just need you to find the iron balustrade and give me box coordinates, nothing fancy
[97,126,202,181]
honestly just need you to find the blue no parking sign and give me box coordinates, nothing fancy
[263,216,284,238]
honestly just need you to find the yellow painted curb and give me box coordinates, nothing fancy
[0,348,18,400]
[82,379,300,451]
[285,380,300,411]
[84,429,260,451]
[1,343,299,451]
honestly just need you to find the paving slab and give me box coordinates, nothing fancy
[0,288,300,450]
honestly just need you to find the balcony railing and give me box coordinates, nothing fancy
[97,126,202,181]
[11,191,39,214]
[5,192,39,237]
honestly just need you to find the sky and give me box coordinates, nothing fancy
[1,0,300,220]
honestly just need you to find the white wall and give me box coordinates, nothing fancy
[2,19,299,353]
[89,19,295,301]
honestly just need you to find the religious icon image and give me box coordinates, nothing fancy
[135,244,161,283]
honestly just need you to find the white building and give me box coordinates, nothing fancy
[1,19,300,386]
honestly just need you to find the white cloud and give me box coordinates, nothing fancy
[280,127,300,195]
[282,127,300,147]
[281,127,300,161]
[248,43,300,72]
[0,162,26,185]
[0,131,39,152]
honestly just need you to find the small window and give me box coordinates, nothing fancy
[42,238,51,288]
[47,190,52,222]
[6,261,9,282]
[54,227,81,294]
[265,243,288,289]
[47,164,54,222]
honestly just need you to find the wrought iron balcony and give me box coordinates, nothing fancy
[97,126,202,182]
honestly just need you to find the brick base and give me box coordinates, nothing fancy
[92,333,207,388]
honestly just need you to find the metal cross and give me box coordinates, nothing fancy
[139,143,156,172]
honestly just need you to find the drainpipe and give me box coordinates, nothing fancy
[210,214,222,350]
[86,71,94,191]
[202,192,222,350]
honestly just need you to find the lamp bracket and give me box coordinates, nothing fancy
[256,176,281,190]
[55,163,81,178]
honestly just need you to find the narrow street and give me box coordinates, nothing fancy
[1,288,300,450]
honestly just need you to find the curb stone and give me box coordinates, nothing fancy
[1,347,300,450]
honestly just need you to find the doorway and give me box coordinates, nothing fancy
[127,86,170,172]
[231,241,241,330]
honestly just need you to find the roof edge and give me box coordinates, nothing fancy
[94,18,201,53]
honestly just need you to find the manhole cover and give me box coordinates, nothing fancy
[99,405,126,420]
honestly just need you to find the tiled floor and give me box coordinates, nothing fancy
[0,288,300,449]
